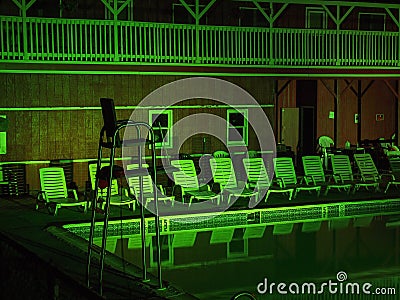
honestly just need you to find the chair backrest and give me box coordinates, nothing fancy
[88,163,119,196]
[210,157,238,190]
[39,167,68,200]
[100,98,121,147]
[302,156,326,184]
[242,157,271,189]
[354,153,379,181]
[331,155,353,182]
[273,157,297,186]
[126,163,154,195]
[171,160,200,191]
[213,150,229,158]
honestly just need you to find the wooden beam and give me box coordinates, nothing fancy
[344,79,358,96]
[361,80,374,97]
[199,0,218,20]
[277,79,291,96]
[340,79,354,96]
[320,79,336,98]
[383,79,399,98]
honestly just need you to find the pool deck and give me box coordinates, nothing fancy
[0,195,197,300]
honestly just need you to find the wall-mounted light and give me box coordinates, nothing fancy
[376,114,384,121]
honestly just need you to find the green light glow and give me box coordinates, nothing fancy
[0,104,274,112]
[63,198,400,239]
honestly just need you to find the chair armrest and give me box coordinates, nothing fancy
[302,175,316,186]
[198,184,211,192]
[332,173,344,184]
[67,188,78,200]
[37,190,47,202]
[125,187,134,198]
[380,173,396,181]
[297,175,306,184]
[275,177,286,188]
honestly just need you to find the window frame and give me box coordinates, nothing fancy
[358,12,386,31]
[306,7,327,29]
[226,109,248,147]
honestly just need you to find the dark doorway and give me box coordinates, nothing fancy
[296,80,317,157]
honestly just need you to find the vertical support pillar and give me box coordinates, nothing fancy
[274,80,279,141]
[195,0,200,63]
[114,0,119,61]
[398,8,400,67]
[357,80,362,145]
[397,80,400,145]
[21,0,28,60]
[336,5,340,66]
[334,79,338,146]
[269,2,274,65]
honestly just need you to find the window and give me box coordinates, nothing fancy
[227,109,248,146]
[359,13,385,31]
[149,109,173,149]
[306,7,327,29]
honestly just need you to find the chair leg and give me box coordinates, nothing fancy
[352,185,358,194]
[54,205,60,216]
[384,183,392,194]
[289,190,295,200]
[265,190,271,204]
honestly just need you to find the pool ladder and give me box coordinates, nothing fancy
[86,98,163,296]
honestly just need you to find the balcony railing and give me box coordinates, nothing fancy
[1,16,399,68]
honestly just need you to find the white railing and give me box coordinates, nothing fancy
[1,16,399,67]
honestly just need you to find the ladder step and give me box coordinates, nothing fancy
[90,244,102,254]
